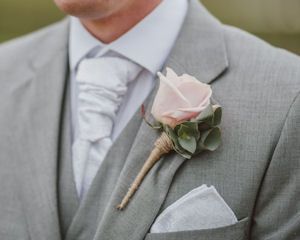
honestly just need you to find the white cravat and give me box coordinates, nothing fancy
[73,56,142,200]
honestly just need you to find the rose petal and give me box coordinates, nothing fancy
[177,81,212,108]
[179,73,199,83]
[162,108,200,121]
[151,72,190,124]
[166,67,184,87]
[176,95,211,113]
[158,72,191,107]
[177,104,209,113]
[151,68,213,128]
[161,110,197,128]
[159,116,179,129]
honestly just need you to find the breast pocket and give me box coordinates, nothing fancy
[145,217,249,240]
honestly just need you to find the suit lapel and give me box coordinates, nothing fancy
[93,1,228,240]
[166,0,228,83]
[13,19,70,240]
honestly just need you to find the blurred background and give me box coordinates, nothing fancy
[0,0,300,55]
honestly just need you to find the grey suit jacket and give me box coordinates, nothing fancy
[0,1,299,239]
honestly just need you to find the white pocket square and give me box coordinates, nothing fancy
[150,185,237,233]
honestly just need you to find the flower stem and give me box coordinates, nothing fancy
[141,105,162,130]
[117,132,173,210]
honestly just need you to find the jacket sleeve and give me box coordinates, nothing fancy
[250,91,300,239]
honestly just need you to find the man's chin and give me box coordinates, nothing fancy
[53,0,113,19]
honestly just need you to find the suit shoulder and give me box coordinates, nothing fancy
[222,24,300,86]
[0,18,69,70]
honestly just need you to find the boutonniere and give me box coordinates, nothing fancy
[117,68,222,210]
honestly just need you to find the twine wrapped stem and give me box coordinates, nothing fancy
[117,132,173,210]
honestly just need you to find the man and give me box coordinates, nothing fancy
[0,0,299,239]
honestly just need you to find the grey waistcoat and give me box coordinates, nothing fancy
[57,79,79,238]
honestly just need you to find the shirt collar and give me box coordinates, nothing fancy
[69,17,103,71]
[69,0,188,75]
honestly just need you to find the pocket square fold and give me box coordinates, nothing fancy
[150,185,237,233]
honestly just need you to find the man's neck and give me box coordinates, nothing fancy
[80,0,163,44]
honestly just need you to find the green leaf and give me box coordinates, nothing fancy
[163,125,176,139]
[177,122,199,140]
[182,122,199,133]
[174,124,181,134]
[178,125,191,139]
[178,136,197,153]
[177,151,192,159]
[198,122,211,132]
[171,139,193,159]
[200,127,221,151]
[196,105,213,122]
[195,141,206,154]
[163,125,184,150]
[212,106,222,126]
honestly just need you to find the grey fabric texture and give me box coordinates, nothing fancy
[57,74,80,238]
[0,18,70,240]
[0,0,299,240]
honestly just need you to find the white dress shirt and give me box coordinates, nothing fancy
[69,0,188,199]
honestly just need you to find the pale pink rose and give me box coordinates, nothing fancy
[151,67,212,128]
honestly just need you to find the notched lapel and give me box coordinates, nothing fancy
[93,1,229,239]
[167,0,228,84]
[12,18,70,240]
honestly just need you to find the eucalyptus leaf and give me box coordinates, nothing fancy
[178,125,191,139]
[196,105,213,122]
[195,141,205,154]
[212,106,222,126]
[181,121,199,129]
[176,150,192,159]
[163,125,176,139]
[177,122,199,140]
[178,136,197,153]
[174,125,181,133]
[198,122,211,132]
[200,127,221,151]
[182,121,199,133]
[172,140,192,159]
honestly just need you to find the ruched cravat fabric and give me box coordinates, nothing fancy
[73,56,142,200]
